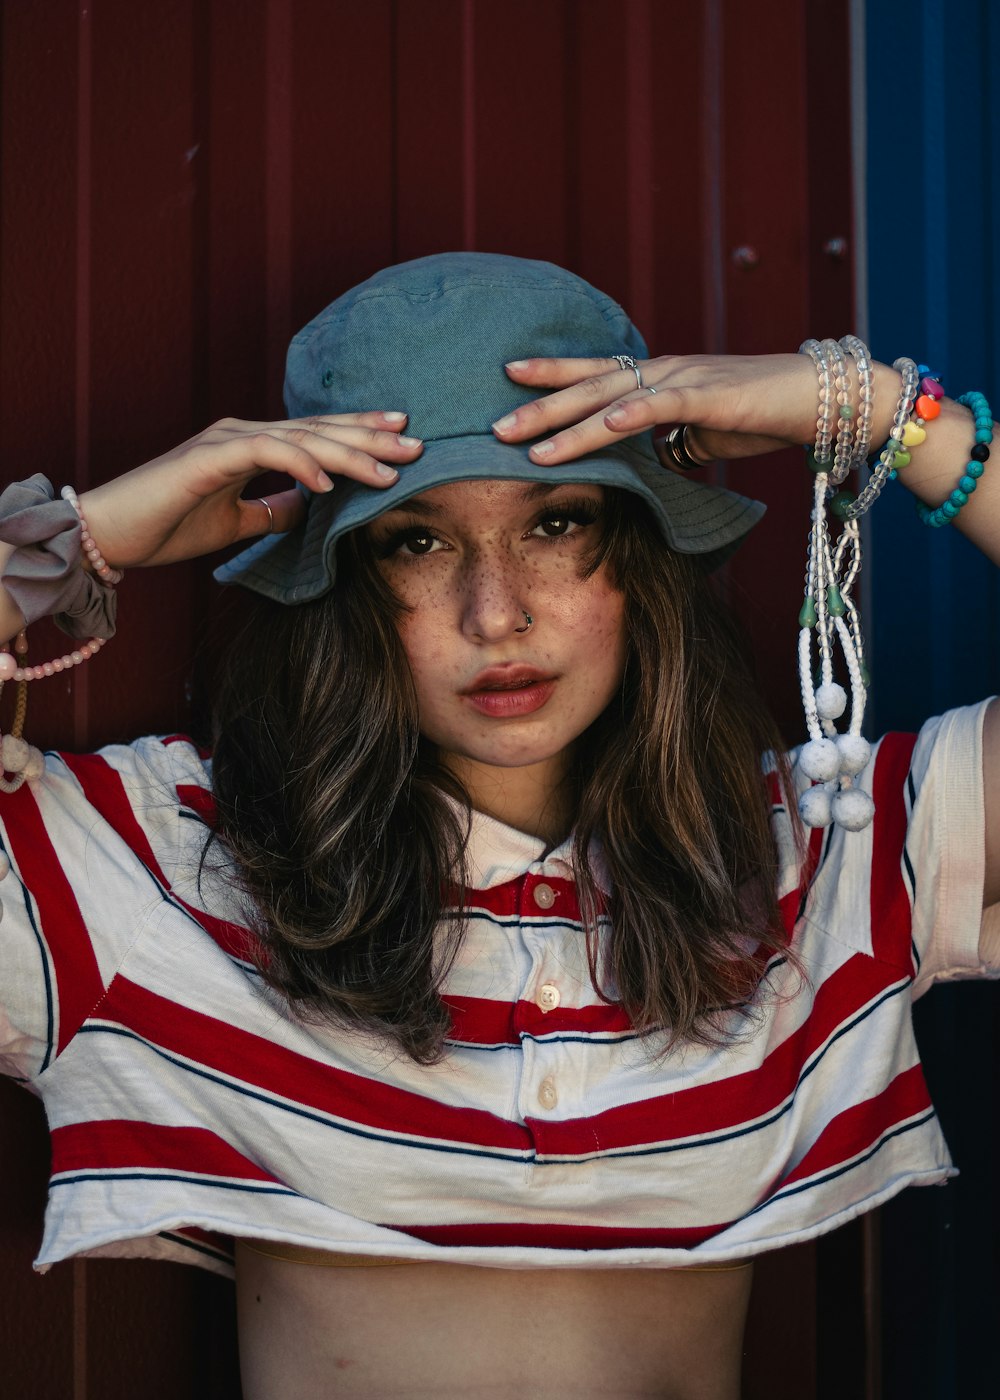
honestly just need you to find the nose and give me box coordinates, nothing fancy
[459,544,530,643]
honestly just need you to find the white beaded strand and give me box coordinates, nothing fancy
[796,335,879,833]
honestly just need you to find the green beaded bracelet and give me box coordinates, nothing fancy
[915,390,993,527]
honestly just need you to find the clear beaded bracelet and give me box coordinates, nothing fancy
[795,335,881,832]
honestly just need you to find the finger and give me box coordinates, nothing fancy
[240,488,307,541]
[492,368,637,441]
[504,356,628,388]
[527,386,690,466]
[291,409,411,432]
[215,425,422,493]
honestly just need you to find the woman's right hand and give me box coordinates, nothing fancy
[78,412,422,569]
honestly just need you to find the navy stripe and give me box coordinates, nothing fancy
[536,980,912,1165]
[749,1109,938,1213]
[51,1170,296,1196]
[77,1023,536,1165]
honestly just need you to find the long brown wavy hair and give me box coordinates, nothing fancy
[209,489,794,1063]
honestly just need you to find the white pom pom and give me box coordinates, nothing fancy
[815,682,848,721]
[22,747,45,781]
[0,853,9,880]
[798,738,840,782]
[836,734,871,776]
[1,734,30,773]
[798,786,833,828]
[831,787,875,831]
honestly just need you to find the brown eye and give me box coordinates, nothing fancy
[402,532,438,555]
[534,516,572,537]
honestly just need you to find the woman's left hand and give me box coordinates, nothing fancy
[492,353,834,469]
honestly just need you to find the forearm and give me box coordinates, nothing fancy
[868,362,1000,564]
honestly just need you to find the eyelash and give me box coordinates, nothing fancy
[377,498,603,558]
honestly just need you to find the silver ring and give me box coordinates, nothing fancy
[613,353,643,390]
[514,611,533,633]
[258,497,275,534]
[661,425,704,472]
[647,385,658,395]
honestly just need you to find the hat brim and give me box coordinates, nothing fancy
[214,435,765,604]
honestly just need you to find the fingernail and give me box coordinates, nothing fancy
[531,441,555,458]
[383,411,407,424]
[398,435,422,448]
[317,471,334,492]
[375,463,399,480]
[605,409,626,427]
[493,414,517,433]
[505,361,529,371]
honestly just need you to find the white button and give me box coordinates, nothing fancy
[532,881,556,910]
[537,983,561,1012]
[537,1076,558,1110]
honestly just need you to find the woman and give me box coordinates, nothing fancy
[1,253,997,1399]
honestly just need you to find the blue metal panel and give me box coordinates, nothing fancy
[865,6,1000,1398]
[867,0,1000,734]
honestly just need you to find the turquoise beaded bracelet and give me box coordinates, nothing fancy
[915,390,993,527]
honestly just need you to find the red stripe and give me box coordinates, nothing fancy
[162,733,212,760]
[1,781,103,1054]
[98,977,532,1153]
[463,875,583,921]
[778,823,825,941]
[51,1120,282,1183]
[869,732,917,968]
[776,1063,933,1188]
[176,783,217,825]
[390,1220,729,1249]
[59,751,261,965]
[529,950,905,1156]
[444,995,635,1045]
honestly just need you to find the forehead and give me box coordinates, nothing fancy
[374,478,605,522]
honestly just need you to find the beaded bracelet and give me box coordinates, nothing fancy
[61,485,124,583]
[915,390,993,526]
[0,632,45,794]
[0,630,108,682]
[795,335,881,831]
[0,486,118,792]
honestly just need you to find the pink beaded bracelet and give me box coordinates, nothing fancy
[0,630,107,682]
[60,485,124,584]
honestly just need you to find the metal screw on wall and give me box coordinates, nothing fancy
[731,245,759,268]
[823,237,849,259]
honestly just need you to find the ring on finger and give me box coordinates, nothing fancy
[661,425,705,472]
[258,497,275,534]
[612,353,643,390]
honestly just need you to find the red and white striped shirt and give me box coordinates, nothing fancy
[1,703,997,1278]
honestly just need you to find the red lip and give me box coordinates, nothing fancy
[460,665,558,718]
[461,665,555,694]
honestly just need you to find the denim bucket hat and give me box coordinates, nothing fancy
[215,252,765,602]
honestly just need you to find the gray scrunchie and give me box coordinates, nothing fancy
[0,475,118,640]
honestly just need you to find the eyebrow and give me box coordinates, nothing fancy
[378,482,582,519]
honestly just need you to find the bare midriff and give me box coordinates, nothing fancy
[236,1241,753,1400]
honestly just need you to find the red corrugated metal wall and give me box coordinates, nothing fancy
[0,3,857,1395]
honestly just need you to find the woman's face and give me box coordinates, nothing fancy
[368,479,628,799]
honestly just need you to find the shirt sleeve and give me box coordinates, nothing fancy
[0,734,214,1082]
[797,700,999,998]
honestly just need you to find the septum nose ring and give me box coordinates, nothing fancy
[514,612,533,633]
